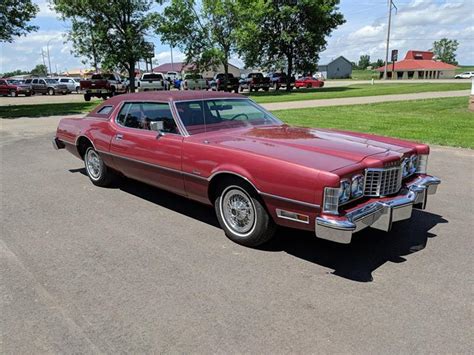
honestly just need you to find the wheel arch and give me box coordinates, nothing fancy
[207,171,261,204]
[75,135,96,159]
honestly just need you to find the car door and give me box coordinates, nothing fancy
[109,101,185,195]
[38,79,47,93]
[0,80,7,95]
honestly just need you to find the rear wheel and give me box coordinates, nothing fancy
[48,88,55,95]
[84,147,113,187]
[214,180,276,247]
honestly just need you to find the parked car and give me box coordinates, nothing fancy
[295,76,325,89]
[454,71,474,79]
[55,77,81,93]
[181,73,208,90]
[269,72,295,90]
[239,73,270,92]
[210,73,240,92]
[53,91,441,247]
[0,78,32,96]
[25,78,69,95]
[137,72,167,92]
[80,73,127,101]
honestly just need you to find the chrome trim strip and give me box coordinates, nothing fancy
[260,192,320,209]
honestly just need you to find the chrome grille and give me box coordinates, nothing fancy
[364,167,402,197]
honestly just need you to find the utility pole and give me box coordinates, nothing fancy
[383,0,397,80]
[41,50,47,76]
[46,39,53,78]
[170,45,174,71]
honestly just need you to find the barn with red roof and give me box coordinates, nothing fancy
[376,50,458,80]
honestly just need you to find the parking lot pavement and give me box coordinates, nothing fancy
[1,120,473,353]
[0,92,101,106]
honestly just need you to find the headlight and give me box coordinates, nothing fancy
[416,154,429,174]
[351,175,364,198]
[339,179,351,203]
[409,155,418,174]
[323,187,340,215]
[401,157,411,177]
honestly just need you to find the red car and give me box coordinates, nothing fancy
[0,78,32,96]
[295,76,324,89]
[53,91,440,246]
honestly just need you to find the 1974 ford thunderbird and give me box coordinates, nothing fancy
[53,91,441,246]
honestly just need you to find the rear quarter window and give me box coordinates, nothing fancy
[96,105,114,115]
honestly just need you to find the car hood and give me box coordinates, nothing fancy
[205,125,413,172]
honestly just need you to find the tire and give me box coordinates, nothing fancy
[263,87,269,92]
[9,90,17,97]
[84,93,91,102]
[25,92,31,97]
[307,84,311,89]
[214,180,276,247]
[76,86,80,93]
[48,88,55,95]
[84,147,113,187]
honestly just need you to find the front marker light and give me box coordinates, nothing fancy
[416,154,429,174]
[323,187,339,215]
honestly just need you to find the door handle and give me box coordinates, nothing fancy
[115,134,123,140]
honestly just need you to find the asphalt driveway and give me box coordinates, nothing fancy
[1,119,473,353]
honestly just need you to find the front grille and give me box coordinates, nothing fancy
[364,167,402,197]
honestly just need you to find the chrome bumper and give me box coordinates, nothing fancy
[315,175,441,244]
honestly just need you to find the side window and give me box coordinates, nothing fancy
[32,79,38,84]
[60,79,66,82]
[40,80,46,85]
[116,102,178,133]
[0,80,6,85]
[97,105,113,115]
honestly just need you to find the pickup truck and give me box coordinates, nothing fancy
[269,72,295,90]
[80,73,127,101]
[209,73,240,93]
[136,72,167,92]
[180,73,208,90]
[239,72,270,92]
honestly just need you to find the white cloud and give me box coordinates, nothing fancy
[36,0,58,18]
[320,0,473,65]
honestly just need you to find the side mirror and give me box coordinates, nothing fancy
[150,121,165,137]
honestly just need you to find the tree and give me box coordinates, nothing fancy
[0,69,30,78]
[358,54,370,70]
[52,0,160,91]
[30,64,48,76]
[372,59,384,68]
[237,0,344,91]
[0,0,39,42]
[432,38,459,65]
[156,0,243,78]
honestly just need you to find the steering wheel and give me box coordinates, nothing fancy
[229,113,249,121]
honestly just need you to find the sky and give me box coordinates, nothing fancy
[0,0,473,74]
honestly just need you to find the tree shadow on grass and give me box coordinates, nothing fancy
[70,167,447,282]
[245,86,357,98]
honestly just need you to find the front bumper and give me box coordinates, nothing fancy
[315,175,441,244]
[52,137,65,150]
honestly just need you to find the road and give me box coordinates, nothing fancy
[1,118,473,353]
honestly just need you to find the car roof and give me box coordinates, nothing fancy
[105,90,244,105]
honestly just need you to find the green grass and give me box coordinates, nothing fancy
[348,69,380,80]
[0,102,98,118]
[272,97,474,149]
[456,66,474,74]
[248,82,470,104]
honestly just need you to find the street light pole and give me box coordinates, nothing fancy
[383,0,396,80]
[47,39,53,77]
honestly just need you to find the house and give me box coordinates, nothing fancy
[376,50,458,79]
[153,62,241,79]
[318,56,352,79]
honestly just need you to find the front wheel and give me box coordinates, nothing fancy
[48,88,55,95]
[84,147,113,187]
[214,182,276,247]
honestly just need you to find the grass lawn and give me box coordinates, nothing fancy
[347,69,380,80]
[272,97,474,149]
[0,102,98,118]
[249,82,470,104]
[456,66,474,74]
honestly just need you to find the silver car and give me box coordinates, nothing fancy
[55,77,81,93]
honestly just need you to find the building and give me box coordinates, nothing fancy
[376,50,458,79]
[318,56,352,79]
[153,62,241,79]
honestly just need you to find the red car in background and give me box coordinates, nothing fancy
[0,78,32,97]
[295,76,324,89]
[53,91,440,247]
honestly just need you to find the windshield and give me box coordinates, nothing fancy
[7,80,20,84]
[175,98,281,135]
[45,79,57,84]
